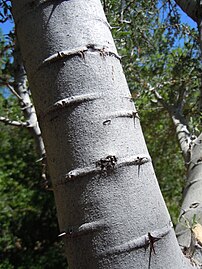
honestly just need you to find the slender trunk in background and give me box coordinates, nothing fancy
[171,1,202,265]
[148,83,202,266]
[13,43,45,157]
[11,0,193,268]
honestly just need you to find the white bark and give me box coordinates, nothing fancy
[149,82,202,265]
[0,116,29,127]
[176,133,202,265]
[13,44,45,157]
[11,0,193,268]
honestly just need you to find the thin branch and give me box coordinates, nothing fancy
[6,83,23,101]
[13,42,46,157]
[0,116,29,127]
[148,83,191,162]
[148,83,172,112]
[176,86,187,114]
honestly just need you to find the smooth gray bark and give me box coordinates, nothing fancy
[11,0,193,268]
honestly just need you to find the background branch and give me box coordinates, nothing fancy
[13,43,45,158]
[149,83,191,163]
[0,116,29,127]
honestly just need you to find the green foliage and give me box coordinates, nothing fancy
[140,104,185,224]
[0,23,67,268]
[0,94,67,267]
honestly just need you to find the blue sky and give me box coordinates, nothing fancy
[178,9,197,28]
[0,19,13,35]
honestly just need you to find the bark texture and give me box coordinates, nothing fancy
[176,133,202,266]
[11,0,193,268]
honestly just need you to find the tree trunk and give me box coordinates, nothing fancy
[11,0,193,268]
[176,133,202,263]
[13,43,45,157]
[168,2,202,266]
[174,0,199,23]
